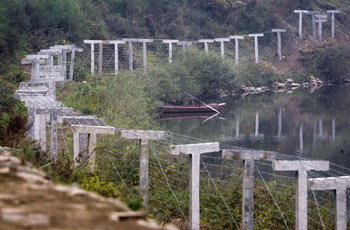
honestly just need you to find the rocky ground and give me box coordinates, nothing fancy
[0,147,177,230]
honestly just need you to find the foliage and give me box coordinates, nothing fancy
[0,66,28,146]
[234,61,284,87]
[146,48,238,103]
[301,43,350,82]
[127,196,144,211]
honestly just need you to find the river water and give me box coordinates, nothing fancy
[159,85,350,167]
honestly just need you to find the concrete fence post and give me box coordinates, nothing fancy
[272,160,329,230]
[84,40,104,75]
[214,38,230,59]
[198,39,215,53]
[277,107,282,138]
[272,29,286,60]
[327,10,341,39]
[177,41,193,50]
[36,108,74,162]
[309,176,350,230]
[170,143,220,230]
[109,40,126,75]
[71,125,115,172]
[308,11,320,39]
[163,40,179,63]
[248,34,264,63]
[315,15,328,41]
[229,36,245,65]
[294,10,309,38]
[121,130,167,207]
[223,150,276,230]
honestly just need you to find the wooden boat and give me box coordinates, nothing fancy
[158,103,226,113]
[159,112,226,120]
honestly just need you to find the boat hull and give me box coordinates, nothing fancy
[158,103,226,113]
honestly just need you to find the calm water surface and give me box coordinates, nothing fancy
[160,85,350,167]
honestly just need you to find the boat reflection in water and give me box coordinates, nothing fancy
[158,112,225,121]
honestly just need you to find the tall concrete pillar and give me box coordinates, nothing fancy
[248,34,264,63]
[327,10,341,39]
[84,40,103,75]
[163,40,179,63]
[299,124,303,154]
[319,118,323,137]
[277,107,282,138]
[121,130,167,207]
[255,111,259,137]
[309,176,350,230]
[272,29,286,60]
[315,15,328,42]
[177,41,193,50]
[236,118,240,139]
[308,11,320,39]
[229,36,245,65]
[223,150,276,230]
[110,40,126,75]
[273,160,329,230]
[332,119,336,140]
[69,47,83,81]
[170,143,220,230]
[137,39,154,72]
[214,38,230,59]
[294,10,309,38]
[198,39,214,53]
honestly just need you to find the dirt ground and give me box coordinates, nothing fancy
[0,148,176,230]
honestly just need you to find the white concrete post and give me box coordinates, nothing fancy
[309,176,350,230]
[98,42,103,77]
[308,11,320,39]
[273,160,329,230]
[121,130,167,207]
[137,39,154,72]
[248,34,264,63]
[223,150,276,230]
[255,111,259,137]
[198,39,215,53]
[332,119,336,140]
[69,47,83,81]
[294,10,309,38]
[84,40,103,75]
[71,125,115,172]
[315,15,328,41]
[236,118,240,139]
[299,124,303,154]
[319,118,323,137]
[272,29,286,60]
[21,55,49,80]
[110,41,125,75]
[278,107,282,138]
[229,36,245,65]
[177,41,193,50]
[163,40,179,63]
[214,38,230,59]
[122,39,135,72]
[327,10,341,39]
[170,143,220,230]
[36,108,74,162]
[38,114,46,152]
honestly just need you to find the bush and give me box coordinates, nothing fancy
[234,62,284,87]
[146,48,238,104]
[302,43,350,82]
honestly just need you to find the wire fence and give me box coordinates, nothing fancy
[67,8,350,81]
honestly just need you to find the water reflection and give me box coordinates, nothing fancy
[159,85,350,167]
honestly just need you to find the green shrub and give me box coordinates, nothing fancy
[234,62,284,87]
[146,48,238,103]
[302,43,350,82]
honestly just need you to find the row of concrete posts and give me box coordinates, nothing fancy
[83,9,340,76]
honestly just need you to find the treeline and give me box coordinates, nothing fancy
[1,0,341,74]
